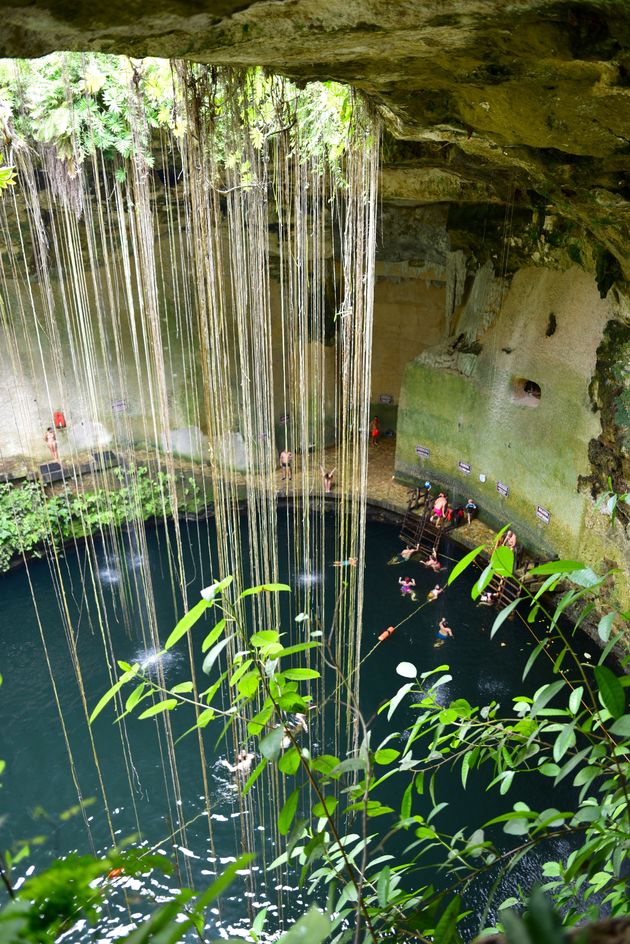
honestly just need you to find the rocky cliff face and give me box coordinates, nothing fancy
[1,0,630,601]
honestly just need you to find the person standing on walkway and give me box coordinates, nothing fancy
[279,448,292,481]
[44,427,59,462]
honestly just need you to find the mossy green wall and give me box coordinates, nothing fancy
[396,266,611,559]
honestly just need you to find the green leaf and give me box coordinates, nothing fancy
[610,714,630,738]
[125,682,146,712]
[433,894,463,944]
[278,788,300,835]
[90,664,139,723]
[284,668,320,681]
[138,698,178,720]
[386,682,414,721]
[240,582,291,598]
[276,908,330,944]
[528,559,585,575]
[201,618,227,652]
[594,665,625,719]
[552,723,576,763]
[279,747,301,775]
[490,545,514,576]
[200,575,233,603]
[568,686,583,715]
[447,544,485,586]
[531,680,565,717]
[242,758,267,796]
[164,599,208,651]
[597,612,615,643]
[377,866,391,909]
[490,597,522,638]
[260,726,285,761]
[170,681,194,695]
[276,641,320,658]
[401,781,413,819]
[237,671,260,699]
[312,796,338,819]
[202,637,231,676]
[374,748,400,765]
[250,630,280,647]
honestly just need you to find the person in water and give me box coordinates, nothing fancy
[427,584,444,602]
[399,576,417,601]
[434,617,454,647]
[280,712,309,748]
[333,557,358,567]
[44,427,59,462]
[279,448,292,480]
[369,416,380,447]
[225,749,255,775]
[479,590,497,606]
[420,548,445,573]
[321,466,336,493]
[388,542,420,565]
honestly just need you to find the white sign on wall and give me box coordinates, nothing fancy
[536,505,551,524]
[497,481,509,497]
[416,445,430,458]
[458,461,471,475]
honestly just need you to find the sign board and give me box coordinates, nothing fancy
[536,505,551,524]
[379,394,394,405]
[458,461,471,475]
[496,481,509,497]
[415,445,430,459]
[112,399,127,414]
[279,413,289,426]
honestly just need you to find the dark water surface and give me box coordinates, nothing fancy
[0,513,598,939]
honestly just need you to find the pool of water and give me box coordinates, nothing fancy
[0,512,599,938]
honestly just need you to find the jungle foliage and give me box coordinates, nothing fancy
[0,468,201,572]
[0,54,355,180]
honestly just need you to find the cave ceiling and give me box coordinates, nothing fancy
[2,0,630,274]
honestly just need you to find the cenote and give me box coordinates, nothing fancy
[0,512,602,939]
[0,34,628,944]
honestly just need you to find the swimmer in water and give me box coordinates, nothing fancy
[479,591,497,606]
[333,558,358,567]
[387,542,420,565]
[280,712,309,748]
[434,617,453,648]
[427,584,444,602]
[225,749,255,775]
[399,576,417,601]
[420,549,445,573]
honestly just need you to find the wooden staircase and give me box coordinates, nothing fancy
[486,572,521,611]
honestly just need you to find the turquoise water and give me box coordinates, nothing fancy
[0,512,599,938]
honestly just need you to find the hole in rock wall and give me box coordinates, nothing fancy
[512,378,542,406]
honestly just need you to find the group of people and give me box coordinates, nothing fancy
[429,492,477,530]
[278,448,336,493]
